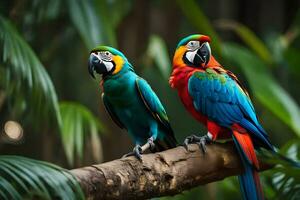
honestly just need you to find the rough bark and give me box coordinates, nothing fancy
[71,142,269,200]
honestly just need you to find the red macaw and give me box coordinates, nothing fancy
[169,34,275,200]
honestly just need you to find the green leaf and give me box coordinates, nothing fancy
[284,47,300,74]
[223,43,300,137]
[29,0,62,22]
[261,141,300,199]
[59,101,105,165]
[146,35,171,79]
[176,0,222,58]
[216,20,273,65]
[90,123,103,162]
[0,15,61,127]
[94,0,119,47]
[0,178,22,200]
[66,0,104,49]
[0,156,84,200]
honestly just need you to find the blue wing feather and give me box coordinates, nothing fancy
[135,78,168,123]
[188,70,273,150]
[135,78,176,144]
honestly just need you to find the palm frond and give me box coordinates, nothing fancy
[0,16,105,166]
[60,101,105,165]
[0,155,84,200]
[261,141,300,200]
[0,15,61,126]
[25,0,117,48]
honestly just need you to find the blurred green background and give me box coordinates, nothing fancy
[0,0,300,199]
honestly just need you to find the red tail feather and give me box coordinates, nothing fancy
[232,124,264,200]
[232,125,259,169]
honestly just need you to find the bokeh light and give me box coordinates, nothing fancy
[4,121,23,141]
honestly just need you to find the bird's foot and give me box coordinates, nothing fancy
[183,134,199,150]
[122,144,143,160]
[183,134,212,153]
[147,137,155,151]
[132,145,143,160]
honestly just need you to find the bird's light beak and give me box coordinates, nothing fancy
[88,53,108,79]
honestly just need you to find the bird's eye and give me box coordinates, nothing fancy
[187,40,200,49]
[99,51,112,61]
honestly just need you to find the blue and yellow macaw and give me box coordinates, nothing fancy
[88,46,177,159]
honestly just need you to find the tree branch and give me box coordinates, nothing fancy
[71,142,269,200]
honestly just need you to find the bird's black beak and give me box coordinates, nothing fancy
[88,53,108,79]
[194,43,211,67]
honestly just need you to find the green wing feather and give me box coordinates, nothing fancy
[102,93,125,129]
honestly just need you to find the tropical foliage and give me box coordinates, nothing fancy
[0,3,104,165]
[0,156,84,200]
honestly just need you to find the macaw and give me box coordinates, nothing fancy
[169,34,275,200]
[88,46,177,159]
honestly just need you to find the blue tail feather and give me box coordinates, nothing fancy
[240,118,274,150]
[238,162,263,200]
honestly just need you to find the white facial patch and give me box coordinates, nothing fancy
[99,51,112,61]
[187,40,200,50]
[103,61,114,72]
[185,50,197,63]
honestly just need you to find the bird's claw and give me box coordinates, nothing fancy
[133,145,143,160]
[147,137,155,151]
[183,135,196,150]
[122,144,143,160]
[183,134,211,153]
[198,136,208,153]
